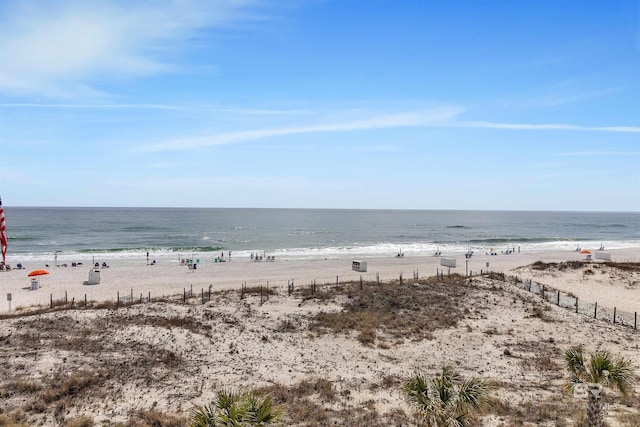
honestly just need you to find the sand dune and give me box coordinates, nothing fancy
[0,249,638,426]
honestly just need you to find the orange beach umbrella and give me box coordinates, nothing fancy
[27,269,49,277]
[579,249,591,254]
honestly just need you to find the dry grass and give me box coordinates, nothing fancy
[243,285,279,296]
[108,409,187,427]
[1,272,638,426]
[63,416,95,427]
[0,411,30,427]
[530,260,640,274]
[485,397,584,426]
[605,262,640,273]
[309,279,475,345]
[256,378,410,427]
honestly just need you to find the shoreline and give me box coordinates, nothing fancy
[1,248,639,425]
[1,248,638,315]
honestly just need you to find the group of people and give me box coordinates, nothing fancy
[501,246,520,255]
[216,251,230,262]
[0,262,23,270]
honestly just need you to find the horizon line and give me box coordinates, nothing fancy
[3,205,639,214]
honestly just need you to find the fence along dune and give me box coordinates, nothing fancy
[3,250,638,333]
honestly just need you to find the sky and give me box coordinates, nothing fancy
[0,0,638,211]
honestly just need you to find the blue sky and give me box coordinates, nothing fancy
[0,0,638,211]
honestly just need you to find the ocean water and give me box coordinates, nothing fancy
[2,207,639,263]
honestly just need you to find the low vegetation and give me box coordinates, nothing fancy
[0,272,638,426]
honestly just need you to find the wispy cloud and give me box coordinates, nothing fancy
[216,107,314,116]
[0,103,183,110]
[527,87,624,107]
[133,107,463,152]
[0,1,263,98]
[131,107,640,153]
[555,151,640,157]
[459,121,640,133]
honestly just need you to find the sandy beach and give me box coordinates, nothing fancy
[1,248,639,315]
[1,249,639,426]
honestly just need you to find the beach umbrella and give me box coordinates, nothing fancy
[27,269,49,277]
[579,249,591,254]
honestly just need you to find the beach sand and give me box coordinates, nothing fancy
[0,249,639,425]
[2,248,639,314]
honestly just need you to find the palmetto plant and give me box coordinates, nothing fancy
[189,389,283,427]
[564,346,635,427]
[402,366,490,427]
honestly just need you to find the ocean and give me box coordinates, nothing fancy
[2,207,639,263]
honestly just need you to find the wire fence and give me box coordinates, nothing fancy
[501,273,637,331]
[17,268,638,332]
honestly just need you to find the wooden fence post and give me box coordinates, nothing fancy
[117,291,120,307]
[360,274,363,290]
[613,307,616,324]
[575,297,578,313]
[594,302,597,319]
[50,294,53,308]
[557,290,560,305]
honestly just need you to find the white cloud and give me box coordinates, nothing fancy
[130,106,640,153]
[0,102,183,110]
[0,0,262,98]
[527,87,623,107]
[132,107,463,152]
[555,151,640,157]
[459,121,640,133]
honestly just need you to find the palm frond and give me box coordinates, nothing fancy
[246,393,282,424]
[588,349,613,384]
[402,366,489,427]
[457,377,490,410]
[603,356,635,395]
[403,370,433,410]
[564,346,587,382]
[435,366,456,406]
[189,403,218,427]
